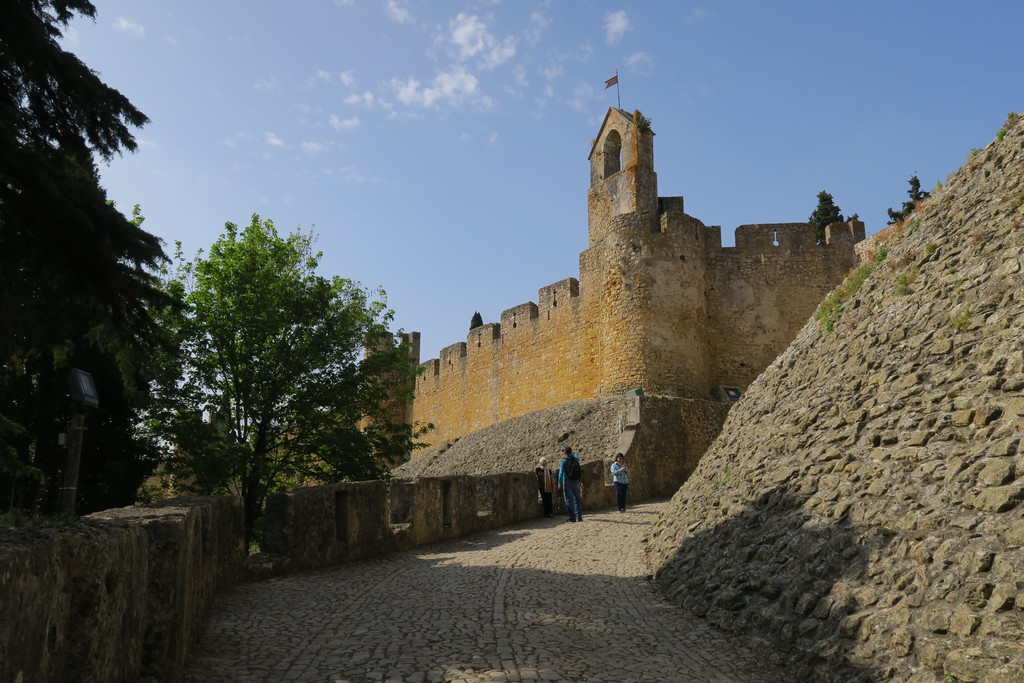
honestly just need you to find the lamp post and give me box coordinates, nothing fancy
[58,368,99,516]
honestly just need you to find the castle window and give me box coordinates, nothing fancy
[773,230,780,247]
[602,130,622,178]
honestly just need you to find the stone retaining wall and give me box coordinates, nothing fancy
[647,112,1024,681]
[1,467,615,682]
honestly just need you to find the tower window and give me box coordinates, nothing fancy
[602,130,622,178]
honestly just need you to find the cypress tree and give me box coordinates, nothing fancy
[808,191,845,244]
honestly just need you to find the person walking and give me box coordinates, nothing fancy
[535,457,557,518]
[611,453,630,512]
[558,446,583,522]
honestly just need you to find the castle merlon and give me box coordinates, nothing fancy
[416,277,583,376]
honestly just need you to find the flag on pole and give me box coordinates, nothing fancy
[604,74,618,89]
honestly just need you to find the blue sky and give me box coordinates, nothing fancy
[65,1,1022,361]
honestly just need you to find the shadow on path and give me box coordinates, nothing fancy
[186,501,788,682]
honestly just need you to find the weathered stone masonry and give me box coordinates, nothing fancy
[410,108,864,449]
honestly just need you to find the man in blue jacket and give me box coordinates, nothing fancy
[557,446,583,522]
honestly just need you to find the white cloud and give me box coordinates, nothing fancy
[113,17,145,38]
[447,13,516,69]
[302,142,327,155]
[488,132,500,146]
[334,0,355,5]
[264,132,285,147]
[345,91,378,108]
[625,52,654,74]
[254,75,282,93]
[540,64,563,81]
[384,0,412,24]
[221,132,252,147]
[482,35,517,69]
[567,82,595,112]
[391,66,487,109]
[604,11,631,44]
[525,11,551,45]
[340,70,356,87]
[329,114,361,130]
[450,13,488,59]
[691,8,712,22]
[305,70,333,88]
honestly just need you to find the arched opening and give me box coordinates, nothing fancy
[602,129,622,178]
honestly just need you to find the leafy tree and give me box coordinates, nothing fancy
[808,191,845,244]
[470,311,483,330]
[886,175,930,225]
[149,215,422,544]
[0,1,170,513]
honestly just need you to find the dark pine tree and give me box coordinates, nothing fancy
[470,311,483,330]
[0,1,171,515]
[808,191,845,244]
[886,175,930,225]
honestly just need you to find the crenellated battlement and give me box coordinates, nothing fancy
[407,108,863,449]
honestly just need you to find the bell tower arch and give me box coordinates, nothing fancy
[587,108,658,245]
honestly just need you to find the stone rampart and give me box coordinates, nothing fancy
[1,467,620,682]
[705,220,866,389]
[0,496,244,683]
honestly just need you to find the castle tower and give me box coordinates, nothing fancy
[581,108,712,398]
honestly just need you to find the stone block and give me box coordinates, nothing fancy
[972,484,1024,512]
[977,458,1015,486]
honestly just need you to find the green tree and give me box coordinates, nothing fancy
[0,1,170,513]
[886,175,930,225]
[808,191,845,244]
[149,215,422,544]
[470,311,483,330]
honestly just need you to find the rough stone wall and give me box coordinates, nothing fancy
[408,107,862,450]
[647,113,1024,682]
[3,464,625,682]
[0,496,245,683]
[396,395,729,505]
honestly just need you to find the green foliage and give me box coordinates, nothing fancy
[951,310,972,332]
[816,249,888,332]
[808,190,845,244]
[470,311,483,330]
[712,468,733,487]
[148,215,424,544]
[633,109,652,135]
[998,112,1020,142]
[886,175,931,225]
[894,271,916,296]
[0,1,170,514]
[926,243,938,254]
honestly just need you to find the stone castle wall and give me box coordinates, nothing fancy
[705,220,867,389]
[410,109,863,449]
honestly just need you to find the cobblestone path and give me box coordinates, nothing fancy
[184,500,786,682]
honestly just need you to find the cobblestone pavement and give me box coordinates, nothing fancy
[184,500,787,682]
